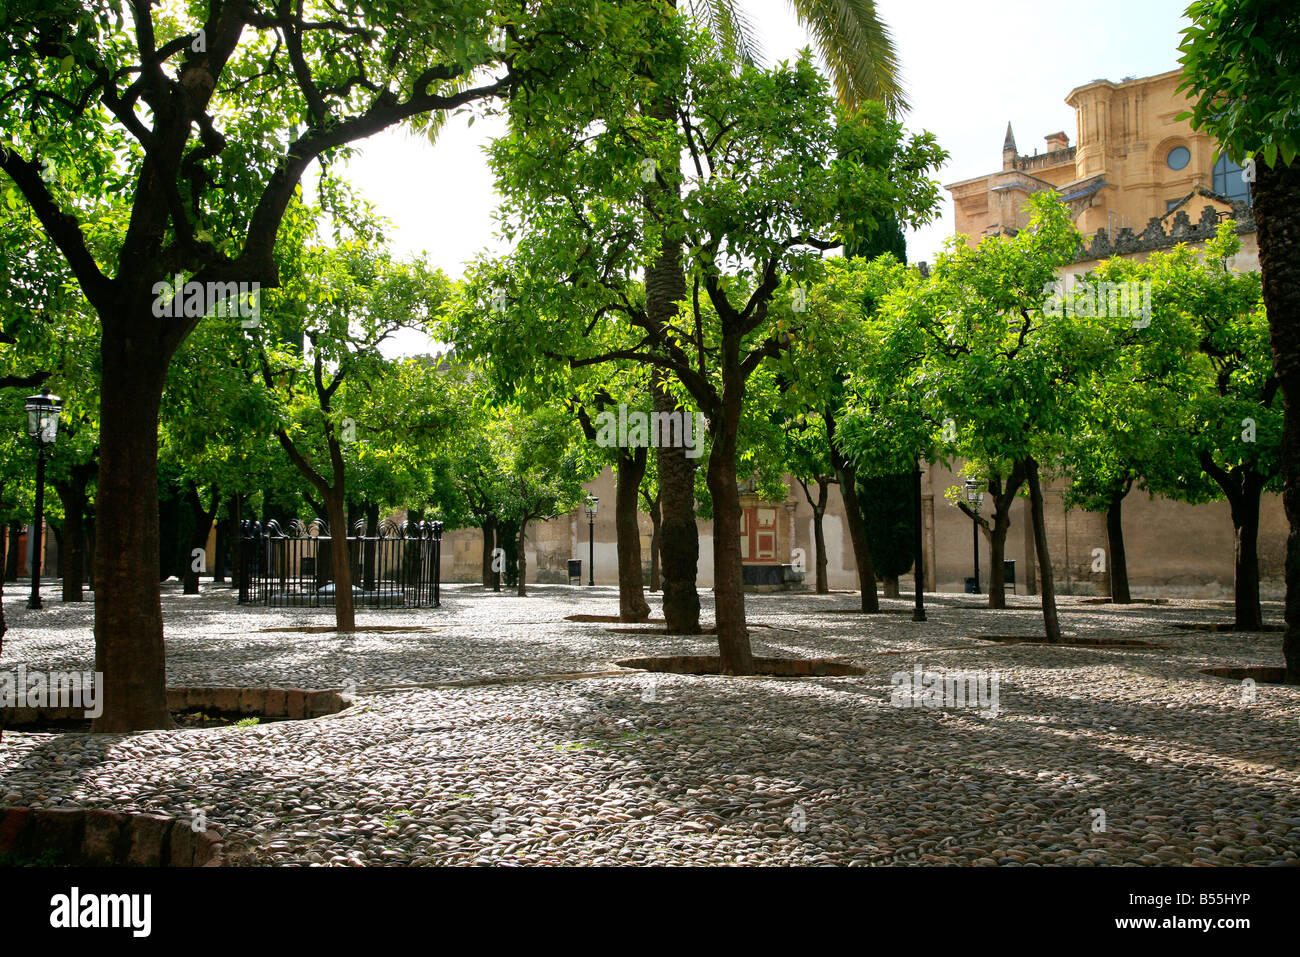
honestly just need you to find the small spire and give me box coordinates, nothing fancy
[1003,122,1017,154]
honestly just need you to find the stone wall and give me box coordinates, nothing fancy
[435,460,1284,600]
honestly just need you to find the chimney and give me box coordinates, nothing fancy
[1002,122,1018,170]
[1045,131,1069,152]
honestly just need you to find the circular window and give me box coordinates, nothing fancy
[1167,146,1191,170]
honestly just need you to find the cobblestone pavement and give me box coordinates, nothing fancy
[1,582,1297,865]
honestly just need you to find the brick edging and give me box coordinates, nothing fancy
[0,807,224,866]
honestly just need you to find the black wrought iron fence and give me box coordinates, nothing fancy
[238,518,442,608]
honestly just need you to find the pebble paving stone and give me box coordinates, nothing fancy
[2,582,1298,866]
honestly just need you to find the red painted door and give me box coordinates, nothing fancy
[741,506,778,563]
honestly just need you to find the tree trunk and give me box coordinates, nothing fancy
[616,448,651,621]
[362,502,379,591]
[50,522,62,578]
[92,334,173,732]
[837,460,879,613]
[1284,404,1300,680]
[1106,488,1131,604]
[516,520,529,597]
[1230,479,1264,631]
[826,413,878,612]
[812,501,829,594]
[5,522,19,582]
[653,375,700,633]
[912,462,927,621]
[986,515,1008,609]
[1025,458,1062,643]
[645,78,700,635]
[980,465,1026,610]
[182,484,218,595]
[213,519,226,584]
[1255,157,1300,680]
[324,491,355,632]
[85,515,95,592]
[799,476,831,595]
[882,576,900,598]
[704,390,753,674]
[499,519,518,591]
[481,517,497,587]
[227,494,243,590]
[55,477,89,602]
[0,491,5,658]
[647,490,662,592]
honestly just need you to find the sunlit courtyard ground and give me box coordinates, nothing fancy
[2,582,1298,866]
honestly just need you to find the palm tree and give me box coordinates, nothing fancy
[688,0,906,111]
[648,0,907,663]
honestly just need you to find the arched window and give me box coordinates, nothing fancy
[1213,154,1253,206]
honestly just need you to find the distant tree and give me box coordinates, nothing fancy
[490,405,599,597]
[1059,252,1214,605]
[459,36,943,669]
[782,413,837,594]
[857,472,914,597]
[877,194,1105,641]
[1123,226,1279,630]
[259,239,448,630]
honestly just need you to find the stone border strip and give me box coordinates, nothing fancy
[165,687,352,719]
[0,807,224,866]
[1,687,355,729]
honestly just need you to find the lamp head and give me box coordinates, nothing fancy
[25,389,62,447]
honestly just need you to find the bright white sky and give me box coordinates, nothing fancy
[338,0,1194,351]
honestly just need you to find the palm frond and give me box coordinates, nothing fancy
[685,0,762,66]
[788,0,908,112]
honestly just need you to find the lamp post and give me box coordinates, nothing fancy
[585,495,598,586]
[964,478,984,595]
[25,389,62,610]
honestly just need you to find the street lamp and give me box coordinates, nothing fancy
[964,478,984,595]
[584,496,598,586]
[24,389,62,610]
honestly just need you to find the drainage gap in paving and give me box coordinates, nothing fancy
[1199,665,1289,684]
[565,614,666,623]
[967,635,1168,648]
[604,623,774,636]
[260,625,439,634]
[616,655,866,677]
[1077,597,1170,605]
[1172,622,1285,633]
